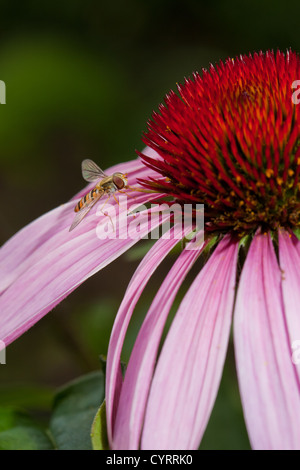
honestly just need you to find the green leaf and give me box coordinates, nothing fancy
[0,407,54,450]
[91,399,109,450]
[49,370,105,450]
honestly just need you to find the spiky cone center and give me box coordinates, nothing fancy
[138,50,300,236]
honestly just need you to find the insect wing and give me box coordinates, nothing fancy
[69,191,104,231]
[81,159,107,182]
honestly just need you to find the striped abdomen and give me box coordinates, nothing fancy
[75,187,101,212]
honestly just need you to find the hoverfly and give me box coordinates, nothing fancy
[69,159,128,231]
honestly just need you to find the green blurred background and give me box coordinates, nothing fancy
[1,0,299,449]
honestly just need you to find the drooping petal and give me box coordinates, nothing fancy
[106,225,181,447]
[0,154,162,346]
[112,233,205,449]
[278,230,300,383]
[0,157,155,294]
[141,235,239,450]
[234,232,300,450]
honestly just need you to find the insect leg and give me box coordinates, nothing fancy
[113,193,120,205]
[98,194,115,232]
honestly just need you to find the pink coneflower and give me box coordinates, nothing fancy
[1,49,300,450]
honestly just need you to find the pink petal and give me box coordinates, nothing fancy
[234,232,300,450]
[0,155,162,346]
[106,225,181,447]
[1,157,155,294]
[141,235,239,450]
[112,233,205,449]
[278,230,300,382]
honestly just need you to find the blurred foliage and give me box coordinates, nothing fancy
[0,406,53,450]
[1,0,299,449]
